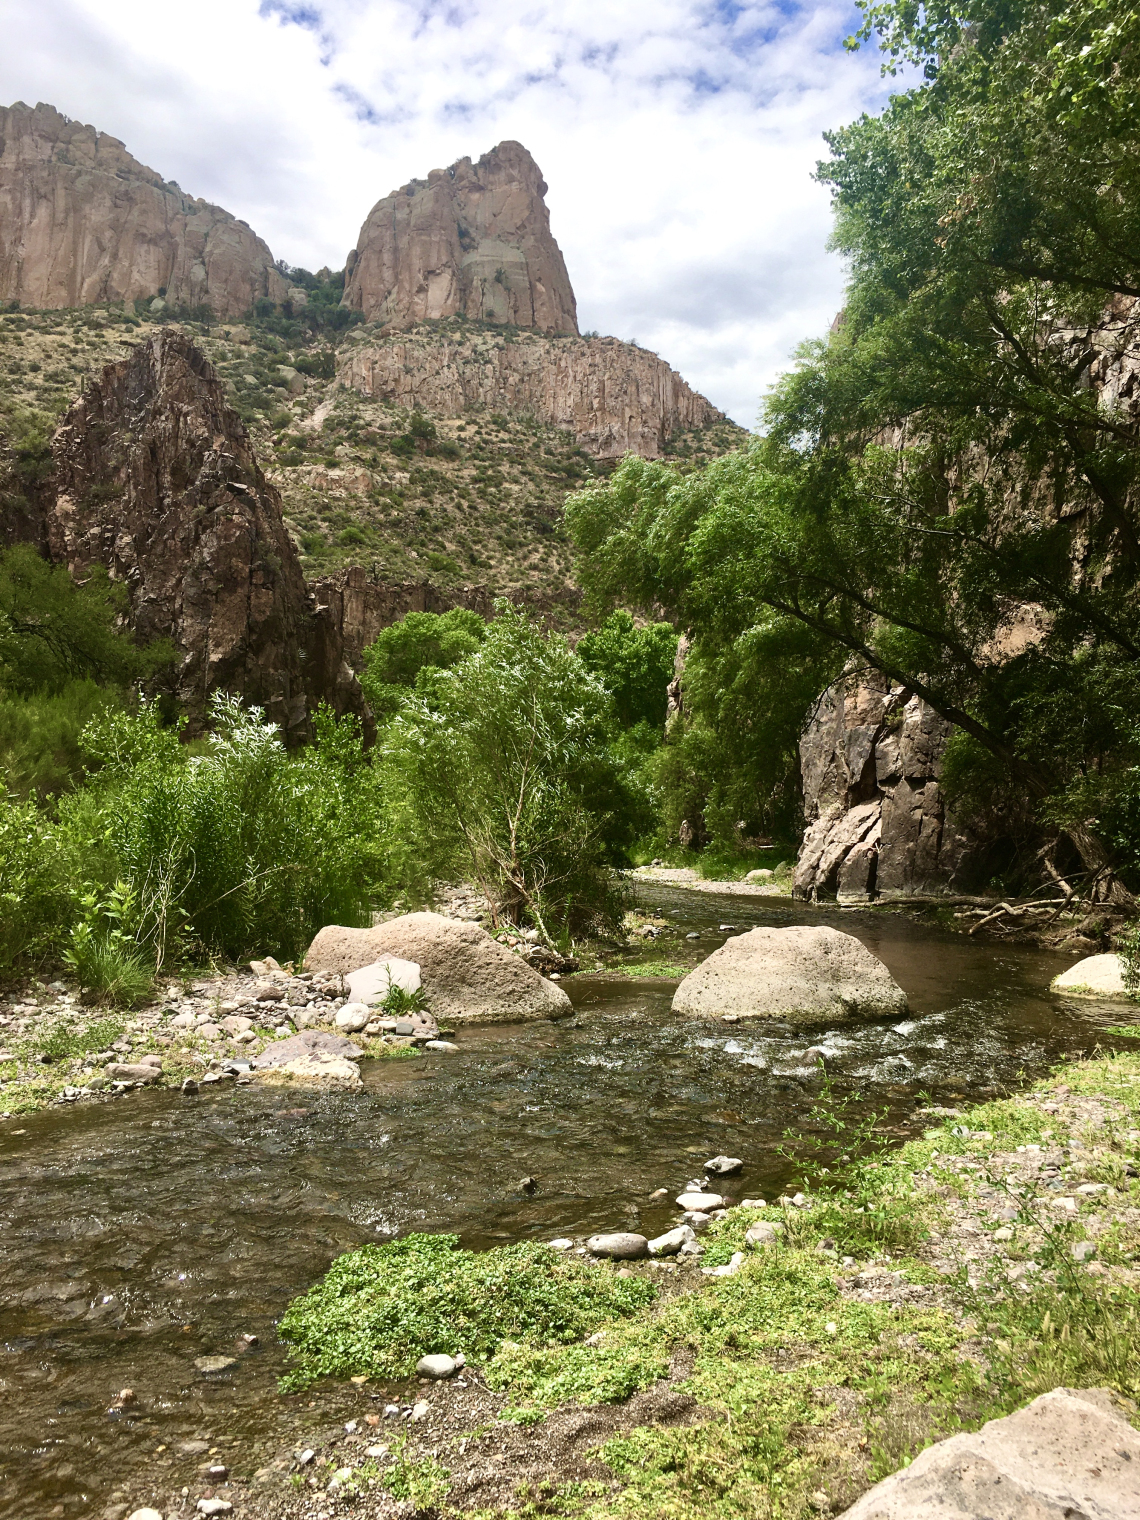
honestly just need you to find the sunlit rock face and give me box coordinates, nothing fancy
[342,141,578,334]
[0,100,291,316]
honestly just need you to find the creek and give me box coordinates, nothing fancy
[0,886,1131,1518]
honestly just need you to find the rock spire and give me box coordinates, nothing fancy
[342,141,577,333]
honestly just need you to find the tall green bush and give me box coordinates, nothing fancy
[383,604,636,936]
[79,694,385,967]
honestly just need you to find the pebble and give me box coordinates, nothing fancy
[718,924,736,932]
[335,1003,371,1033]
[181,1077,200,1096]
[587,1231,649,1259]
[172,1012,196,1028]
[686,932,700,940]
[993,1227,1013,1242]
[1072,1240,1097,1262]
[220,1015,253,1035]
[196,1501,233,1516]
[424,1039,459,1052]
[548,1238,574,1250]
[416,1353,457,1378]
[740,1198,767,1208]
[194,1354,238,1373]
[676,1190,724,1211]
[411,1400,430,1421]
[703,1250,745,1277]
[128,1510,164,1520]
[745,1220,784,1248]
[384,1404,400,1418]
[648,1225,695,1257]
[703,1155,743,1175]
[365,1443,389,1458]
[648,1187,669,1200]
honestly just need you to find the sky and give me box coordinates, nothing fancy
[0,0,900,426]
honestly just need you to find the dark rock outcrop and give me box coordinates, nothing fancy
[794,670,976,901]
[38,330,361,734]
[309,564,580,668]
[342,141,577,333]
[0,101,291,317]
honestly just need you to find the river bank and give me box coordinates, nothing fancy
[124,1041,1140,1520]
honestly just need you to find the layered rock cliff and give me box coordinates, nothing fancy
[794,670,976,901]
[0,101,291,317]
[36,330,360,733]
[338,324,725,459]
[342,142,576,334]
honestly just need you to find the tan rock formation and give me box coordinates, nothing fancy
[338,328,724,458]
[43,330,361,733]
[342,141,576,333]
[0,101,291,317]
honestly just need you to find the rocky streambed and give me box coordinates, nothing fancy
[0,886,1136,1519]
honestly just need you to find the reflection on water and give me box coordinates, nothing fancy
[0,886,1131,1516]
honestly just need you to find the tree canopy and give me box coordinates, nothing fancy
[568,0,1140,893]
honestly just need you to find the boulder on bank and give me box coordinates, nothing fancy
[346,958,421,1005]
[305,913,572,1024]
[253,1029,362,1069]
[1050,952,1131,1001]
[672,925,907,1024]
[836,1387,1139,1520]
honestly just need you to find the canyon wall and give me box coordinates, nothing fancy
[35,331,361,734]
[342,141,577,334]
[0,101,291,317]
[338,329,724,459]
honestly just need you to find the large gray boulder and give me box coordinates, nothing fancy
[306,913,571,1024]
[837,1387,1140,1520]
[1051,953,1131,1001]
[672,925,907,1024]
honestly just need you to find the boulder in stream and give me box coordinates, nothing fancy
[672,925,907,1025]
[1050,953,1131,1001]
[252,1029,363,1085]
[306,913,571,1023]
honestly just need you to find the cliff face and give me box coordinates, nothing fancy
[43,331,360,733]
[342,142,577,334]
[338,327,724,459]
[794,670,976,901]
[0,101,291,317]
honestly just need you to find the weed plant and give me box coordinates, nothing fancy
[277,1233,657,1390]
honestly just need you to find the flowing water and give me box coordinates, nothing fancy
[1,887,1134,1517]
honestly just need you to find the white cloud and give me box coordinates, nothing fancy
[0,0,899,423]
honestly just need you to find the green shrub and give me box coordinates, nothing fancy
[277,1233,657,1390]
[383,604,638,934]
[80,694,386,966]
[63,883,154,1005]
[360,608,486,719]
[0,795,74,974]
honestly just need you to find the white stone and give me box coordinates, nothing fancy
[703,1250,745,1278]
[196,1503,233,1517]
[548,1238,574,1251]
[648,1225,696,1257]
[416,1353,457,1378]
[128,1510,165,1520]
[334,1002,371,1033]
[587,1232,649,1259]
[676,1191,724,1211]
[1050,952,1131,1001]
[346,958,422,1006]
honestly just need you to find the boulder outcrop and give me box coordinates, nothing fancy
[342,142,577,333]
[837,1386,1140,1520]
[305,912,572,1023]
[39,330,362,733]
[1050,953,1131,1000]
[671,925,908,1024]
[795,670,975,901]
[0,101,291,317]
[338,327,724,459]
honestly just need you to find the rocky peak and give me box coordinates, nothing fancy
[0,100,291,317]
[342,141,577,333]
[43,330,361,733]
